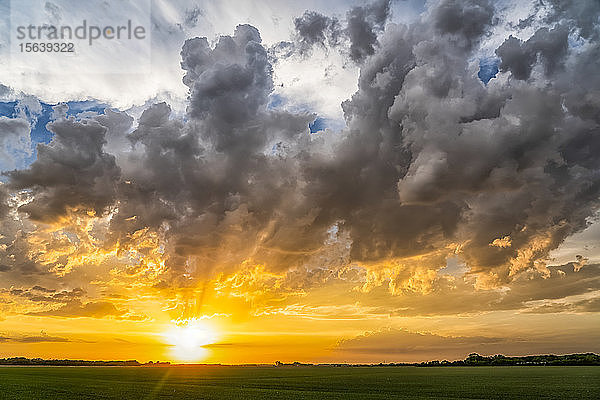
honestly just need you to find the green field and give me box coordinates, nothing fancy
[0,366,598,399]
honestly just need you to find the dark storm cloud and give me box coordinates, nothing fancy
[0,184,9,219]
[7,117,120,222]
[181,24,273,126]
[101,25,316,278]
[294,11,341,52]
[292,0,390,62]
[2,0,600,295]
[545,0,600,40]
[0,228,47,276]
[345,0,391,62]
[496,25,569,80]
[431,0,494,47]
[0,116,31,171]
[0,117,29,142]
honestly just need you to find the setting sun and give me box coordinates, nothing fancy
[164,319,219,362]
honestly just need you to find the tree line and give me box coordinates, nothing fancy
[417,353,600,367]
[1,353,598,367]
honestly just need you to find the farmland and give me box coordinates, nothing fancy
[0,365,598,399]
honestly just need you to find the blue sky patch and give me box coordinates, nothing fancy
[478,57,500,85]
[0,99,108,171]
[309,117,346,134]
[267,93,285,109]
[309,117,328,133]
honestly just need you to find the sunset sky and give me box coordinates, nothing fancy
[0,0,599,364]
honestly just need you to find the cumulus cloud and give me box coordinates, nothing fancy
[0,183,9,219]
[291,0,391,62]
[0,116,32,172]
[1,0,600,320]
[293,11,341,52]
[345,0,391,62]
[544,0,600,40]
[7,117,120,223]
[496,25,569,80]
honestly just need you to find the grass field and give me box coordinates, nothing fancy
[0,365,598,399]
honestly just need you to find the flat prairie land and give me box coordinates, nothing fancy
[0,365,598,399]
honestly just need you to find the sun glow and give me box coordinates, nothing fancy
[164,318,219,362]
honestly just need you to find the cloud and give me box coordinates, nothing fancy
[0,183,9,219]
[335,327,600,361]
[235,261,600,319]
[6,287,84,303]
[490,236,512,248]
[293,11,340,52]
[7,117,120,223]
[369,262,600,317]
[0,334,70,343]
[0,116,32,172]
[337,328,503,355]
[523,296,600,314]
[181,24,274,132]
[3,286,146,320]
[496,25,569,80]
[26,300,136,319]
[544,0,600,40]
[430,0,495,50]
[291,0,391,63]
[345,0,391,62]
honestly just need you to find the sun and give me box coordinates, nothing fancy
[164,318,218,362]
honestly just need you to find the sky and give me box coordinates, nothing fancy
[0,0,599,364]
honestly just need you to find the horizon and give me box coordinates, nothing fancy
[3,352,600,366]
[0,0,599,366]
